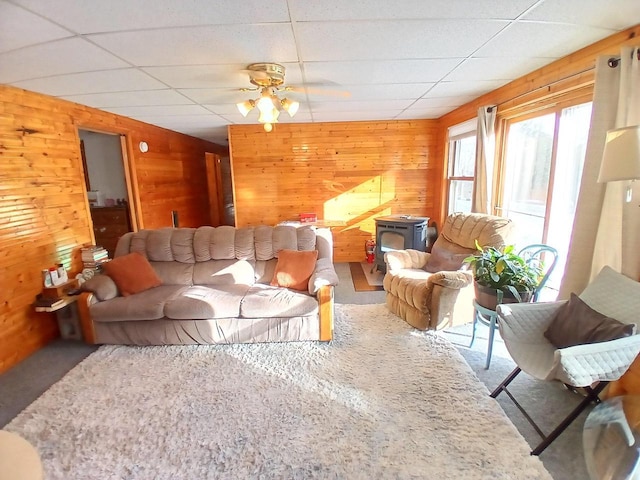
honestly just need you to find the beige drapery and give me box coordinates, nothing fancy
[471,106,497,214]
[559,47,640,299]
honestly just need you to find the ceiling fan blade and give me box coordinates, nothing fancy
[285,85,351,98]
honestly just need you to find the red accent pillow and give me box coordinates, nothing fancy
[102,252,162,296]
[270,249,318,292]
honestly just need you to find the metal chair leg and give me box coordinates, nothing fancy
[469,308,478,348]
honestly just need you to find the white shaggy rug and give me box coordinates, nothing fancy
[7,304,551,479]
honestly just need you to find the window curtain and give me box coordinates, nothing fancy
[559,47,640,299]
[471,106,497,214]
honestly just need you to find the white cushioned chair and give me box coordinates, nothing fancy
[383,212,514,330]
[492,266,640,455]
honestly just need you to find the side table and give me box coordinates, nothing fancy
[34,295,83,341]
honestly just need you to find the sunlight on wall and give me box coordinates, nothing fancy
[323,174,396,235]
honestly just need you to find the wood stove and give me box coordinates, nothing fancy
[374,215,429,273]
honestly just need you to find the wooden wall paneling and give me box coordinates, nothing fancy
[0,84,227,374]
[229,120,440,262]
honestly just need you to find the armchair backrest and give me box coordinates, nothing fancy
[425,213,514,273]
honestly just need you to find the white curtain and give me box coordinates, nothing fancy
[471,106,497,214]
[559,47,640,299]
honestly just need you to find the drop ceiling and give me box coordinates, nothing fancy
[2,0,639,146]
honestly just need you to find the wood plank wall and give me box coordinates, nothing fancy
[229,120,442,262]
[0,85,227,374]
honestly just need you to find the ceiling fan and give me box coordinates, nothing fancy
[236,63,349,132]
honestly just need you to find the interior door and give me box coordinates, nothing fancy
[205,152,225,226]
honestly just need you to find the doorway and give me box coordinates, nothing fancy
[79,129,135,257]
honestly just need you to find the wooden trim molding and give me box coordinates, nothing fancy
[318,285,334,342]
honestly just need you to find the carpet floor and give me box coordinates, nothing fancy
[5,304,550,480]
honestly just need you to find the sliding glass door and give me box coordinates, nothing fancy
[499,102,592,296]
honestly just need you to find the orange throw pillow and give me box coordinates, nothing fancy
[270,249,318,292]
[102,252,162,296]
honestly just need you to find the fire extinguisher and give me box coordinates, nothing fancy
[365,239,376,263]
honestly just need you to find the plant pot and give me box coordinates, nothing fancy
[473,281,533,310]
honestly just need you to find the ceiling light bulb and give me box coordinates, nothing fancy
[256,95,275,114]
[281,98,299,117]
[264,123,273,133]
[236,100,255,117]
[258,108,279,125]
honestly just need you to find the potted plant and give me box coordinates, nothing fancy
[464,242,543,310]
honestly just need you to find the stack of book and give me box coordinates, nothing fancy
[33,295,66,312]
[81,245,110,271]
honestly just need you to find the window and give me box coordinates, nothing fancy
[499,102,592,297]
[447,122,477,214]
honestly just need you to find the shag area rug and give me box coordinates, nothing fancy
[7,304,551,479]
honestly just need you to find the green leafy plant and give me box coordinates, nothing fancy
[464,241,543,302]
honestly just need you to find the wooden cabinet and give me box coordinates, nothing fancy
[90,206,131,258]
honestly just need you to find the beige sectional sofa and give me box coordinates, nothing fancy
[78,225,338,345]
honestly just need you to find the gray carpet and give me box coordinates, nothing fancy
[0,262,588,479]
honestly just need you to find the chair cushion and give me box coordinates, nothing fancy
[102,252,162,296]
[270,249,318,291]
[424,242,470,272]
[544,293,636,349]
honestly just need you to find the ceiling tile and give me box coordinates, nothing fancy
[12,68,167,96]
[0,1,73,53]
[296,20,509,61]
[62,89,194,108]
[412,95,478,109]
[143,63,303,89]
[132,114,228,127]
[303,83,433,102]
[311,111,403,122]
[475,21,614,58]
[444,57,553,81]
[395,107,450,119]
[87,24,298,66]
[423,80,507,98]
[104,104,213,117]
[289,0,537,21]
[523,0,640,29]
[309,99,415,112]
[11,0,290,33]
[303,59,462,85]
[0,37,128,83]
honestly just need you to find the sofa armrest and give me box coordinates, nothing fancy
[318,285,334,342]
[81,274,119,301]
[384,249,430,271]
[309,257,339,294]
[427,270,472,290]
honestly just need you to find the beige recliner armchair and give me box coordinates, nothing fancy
[383,212,514,330]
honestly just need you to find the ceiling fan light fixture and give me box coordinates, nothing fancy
[236,99,255,117]
[281,98,299,117]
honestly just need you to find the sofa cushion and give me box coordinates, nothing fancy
[255,259,278,285]
[270,249,318,291]
[240,284,319,318]
[164,285,250,320]
[193,259,256,286]
[91,285,187,322]
[150,261,194,285]
[544,293,636,348]
[424,241,471,273]
[102,252,162,296]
